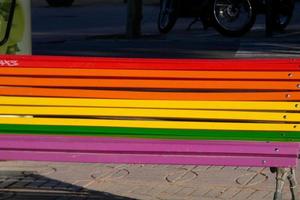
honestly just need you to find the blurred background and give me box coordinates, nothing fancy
[30,0,300,58]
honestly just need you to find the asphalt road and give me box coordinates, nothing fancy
[32,0,300,58]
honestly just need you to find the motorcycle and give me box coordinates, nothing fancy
[158,0,295,37]
[158,0,212,34]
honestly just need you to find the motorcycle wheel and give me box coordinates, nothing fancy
[158,0,178,34]
[212,0,256,37]
[273,0,295,31]
[46,0,74,7]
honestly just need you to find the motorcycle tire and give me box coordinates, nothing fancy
[46,0,74,7]
[212,0,256,37]
[158,0,178,34]
[272,0,295,31]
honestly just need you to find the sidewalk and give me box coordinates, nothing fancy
[0,161,299,200]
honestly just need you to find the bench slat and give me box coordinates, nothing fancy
[1,68,299,80]
[1,87,298,101]
[2,55,300,71]
[1,77,299,90]
[1,124,299,141]
[1,117,299,132]
[1,97,299,111]
[0,135,297,167]
[0,106,298,122]
[2,150,296,167]
[0,135,297,155]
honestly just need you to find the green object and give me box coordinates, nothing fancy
[0,0,25,54]
[0,124,299,142]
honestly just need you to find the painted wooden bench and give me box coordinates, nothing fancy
[0,55,299,199]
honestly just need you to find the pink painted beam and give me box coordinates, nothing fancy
[0,150,297,167]
[0,135,298,167]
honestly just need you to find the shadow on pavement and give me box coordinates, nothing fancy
[0,171,136,200]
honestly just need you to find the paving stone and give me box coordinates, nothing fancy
[173,187,195,197]
[218,187,242,199]
[246,190,276,200]
[0,192,15,200]
[0,180,18,189]
[229,188,259,200]
[8,179,32,189]
[1,160,299,200]
[25,179,49,189]
[202,187,227,199]
[53,182,75,190]
[40,180,61,189]
[190,186,211,198]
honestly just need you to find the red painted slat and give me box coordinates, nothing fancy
[1,55,300,71]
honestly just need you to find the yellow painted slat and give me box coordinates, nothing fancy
[0,96,299,111]
[0,106,299,122]
[0,117,299,132]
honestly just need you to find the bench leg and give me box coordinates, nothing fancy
[273,168,298,200]
[287,168,298,200]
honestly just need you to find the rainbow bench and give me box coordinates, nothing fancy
[0,55,299,199]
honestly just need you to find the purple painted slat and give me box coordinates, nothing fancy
[0,150,297,168]
[0,134,296,146]
[0,135,298,167]
[0,135,298,155]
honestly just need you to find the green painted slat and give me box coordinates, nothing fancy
[0,124,299,142]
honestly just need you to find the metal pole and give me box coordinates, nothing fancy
[126,0,143,38]
[18,0,31,54]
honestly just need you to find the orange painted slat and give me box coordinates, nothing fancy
[0,87,299,101]
[0,68,299,80]
[0,77,299,90]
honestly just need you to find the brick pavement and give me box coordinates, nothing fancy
[0,161,299,200]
